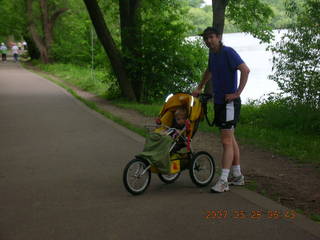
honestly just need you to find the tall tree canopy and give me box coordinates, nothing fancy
[0,0,283,102]
[83,0,207,102]
[270,0,320,109]
[26,0,68,63]
[212,0,274,42]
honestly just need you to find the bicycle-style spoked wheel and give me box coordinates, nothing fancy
[189,151,215,187]
[158,172,181,184]
[123,158,151,195]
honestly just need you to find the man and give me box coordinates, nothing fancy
[192,27,250,193]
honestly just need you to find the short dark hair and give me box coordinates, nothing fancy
[200,27,221,39]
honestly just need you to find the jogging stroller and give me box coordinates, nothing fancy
[123,93,216,195]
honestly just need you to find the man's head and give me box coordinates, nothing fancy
[201,27,220,39]
[201,27,222,52]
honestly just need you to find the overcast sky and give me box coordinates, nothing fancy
[203,0,212,5]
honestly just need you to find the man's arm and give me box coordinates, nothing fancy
[225,63,250,102]
[192,68,212,96]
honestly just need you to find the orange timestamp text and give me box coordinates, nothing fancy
[204,210,297,220]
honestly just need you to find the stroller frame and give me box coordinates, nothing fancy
[123,93,216,195]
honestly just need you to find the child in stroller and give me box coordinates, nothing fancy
[158,107,188,138]
[123,93,216,195]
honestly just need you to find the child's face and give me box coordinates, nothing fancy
[176,116,186,126]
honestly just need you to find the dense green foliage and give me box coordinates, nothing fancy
[186,0,301,35]
[269,0,320,109]
[0,0,27,42]
[227,0,274,42]
[137,1,207,101]
[1,0,285,102]
[24,0,207,102]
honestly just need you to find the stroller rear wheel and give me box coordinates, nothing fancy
[189,151,215,187]
[158,172,181,184]
[123,158,151,195]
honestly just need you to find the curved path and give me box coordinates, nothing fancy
[0,60,319,240]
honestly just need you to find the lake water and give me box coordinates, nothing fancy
[223,30,285,103]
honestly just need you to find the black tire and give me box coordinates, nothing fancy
[189,151,215,187]
[158,172,181,184]
[123,158,151,195]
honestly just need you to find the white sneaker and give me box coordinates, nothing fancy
[210,179,230,193]
[229,175,245,186]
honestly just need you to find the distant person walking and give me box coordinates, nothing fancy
[23,41,27,50]
[0,43,8,62]
[18,42,22,51]
[11,44,19,62]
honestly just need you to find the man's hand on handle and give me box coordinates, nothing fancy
[192,87,202,97]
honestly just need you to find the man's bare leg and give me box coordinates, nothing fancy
[230,134,244,185]
[210,129,235,192]
[221,129,235,169]
[232,134,240,165]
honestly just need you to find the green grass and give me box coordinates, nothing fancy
[113,100,319,164]
[24,61,320,165]
[28,61,114,98]
[113,100,162,117]
[245,180,258,191]
[112,101,320,165]
[310,214,320,222]
[295,209,320,223]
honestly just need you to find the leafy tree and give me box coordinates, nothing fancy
[83,0,137,101]
[211,0,274,42]
[269,0,320,109]
[0,0,27,40]
[138,0,207,102]
[187,7,212,35]
[83,0,207,102]
[26,0,68,63]
[186,0,205,8]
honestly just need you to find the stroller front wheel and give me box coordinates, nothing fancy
[123,158,151,195]
[189,151,215,187]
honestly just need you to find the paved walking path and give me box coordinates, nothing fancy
[0,60,319,240]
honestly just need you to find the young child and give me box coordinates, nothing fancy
[172,107,187,131]
[155,107,188,136]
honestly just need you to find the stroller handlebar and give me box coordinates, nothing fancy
[198,93,212,104]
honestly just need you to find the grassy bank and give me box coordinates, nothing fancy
[28,61,320,165]
[29,60,118,99]
[114,99,320,165]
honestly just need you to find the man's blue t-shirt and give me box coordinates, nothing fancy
[208,46,244,104]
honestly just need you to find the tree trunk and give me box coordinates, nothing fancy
[205,0,229,94]
[26,0,67,64]
[119,0,143,101]
[212,0,229,35]
[83,0,136,101]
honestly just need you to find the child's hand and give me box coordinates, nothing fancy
[155,118,161,125]
[192,88,201,97]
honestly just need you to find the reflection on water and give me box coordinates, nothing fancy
[223,30,285,103]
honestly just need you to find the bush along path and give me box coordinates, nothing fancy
[25,64,320,222]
